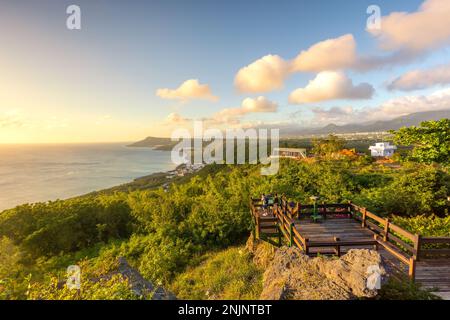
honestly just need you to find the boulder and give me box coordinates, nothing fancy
[116,257,176,300]
[248,239,386,300]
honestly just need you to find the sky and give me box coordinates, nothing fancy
[1,0,450,143]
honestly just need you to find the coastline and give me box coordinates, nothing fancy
[0,144,177,212]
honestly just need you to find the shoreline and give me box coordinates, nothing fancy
[0,146,178,212]
[0,161,207,212]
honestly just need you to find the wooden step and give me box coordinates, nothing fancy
[260,228,280,235]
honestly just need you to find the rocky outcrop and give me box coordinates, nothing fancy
[246,237,386,300]
[88,257,176,300]
[116,257,176,300]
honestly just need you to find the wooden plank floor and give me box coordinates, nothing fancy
[415,260,450,299]
[294,217,374,242]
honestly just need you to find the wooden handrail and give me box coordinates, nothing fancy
[418,236,450,259]
[420,237,450,244]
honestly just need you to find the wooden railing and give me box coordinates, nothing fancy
[297,203,352,217]
[418,237,450,259]
[349,203,450,278]
[349,203,420,278]
[250,197,450,281]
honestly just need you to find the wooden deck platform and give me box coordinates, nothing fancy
[294,217,410,272]
[250,199,450,299]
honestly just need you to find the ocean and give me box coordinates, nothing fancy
[0,143,176,211]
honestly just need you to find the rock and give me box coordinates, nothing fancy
[250,242,386,300]
[315,249,386,298]
[116,257,177,300]
[245,233,276,269]
[89,257,176,300]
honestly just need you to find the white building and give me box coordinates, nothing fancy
[272,148,307,159]
[369,142,397,157]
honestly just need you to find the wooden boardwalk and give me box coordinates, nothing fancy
[415,260,450,299]
[250,199,450,299]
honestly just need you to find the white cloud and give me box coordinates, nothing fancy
[234,55,290,93]
[308,87,450,125]
[162,97,278,127]
[156,79,219,102]
[310,106,356,125]
[209,96,278,125]
[241,96,278,113]
[292,34,357,72]
[372,88,450,119]
[0,110,24,128]
[288,71,374,104]
[234,35,359,93]
[388,64,450,91]
[165,112,191,124]
[369,0,450,52]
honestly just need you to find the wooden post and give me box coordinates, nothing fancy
[383,218,390,242]
[256,216,261,239]
[361,207,367,228]
[289,223,294,247]
[304,238,309,255]
[408,257,416,281]
[334,237,340,257]
[373,234,379,251]
[413,234,422,261]
[347,201,352,218]
[278,226,282,247]
[251,213,256,241]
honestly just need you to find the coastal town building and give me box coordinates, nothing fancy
[272,148,307,159]
[369,142,397,157]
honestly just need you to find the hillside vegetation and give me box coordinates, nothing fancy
[0,120,449,300]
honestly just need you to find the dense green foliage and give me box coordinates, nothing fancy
[391,215,450,237]
[312,134,345,157]
[391,119,450,165]
[0,196,133,258]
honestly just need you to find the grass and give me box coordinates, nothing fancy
[376,276,441,300]
[169,246,263,300]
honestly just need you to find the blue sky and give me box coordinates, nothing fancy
[0,0,449,142]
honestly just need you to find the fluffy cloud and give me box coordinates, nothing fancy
[369,0,450,52]
[165,112,191,124]
[0,110,24,128]
[310,106,356,124]
[156,79,218,102]
[241,96,278,113]
[309,87,450,125]
[292,34,357,72]
[164,97,278,127]
[288,71,374,104]
[234,55,290,93]
[388,64,450,91]
[372,88,450,118]
[234,35,358,93]
[209,96,278,125]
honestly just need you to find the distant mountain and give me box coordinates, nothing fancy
[127,137,172,148]
[129,110,450,147]
[283,109,450,136]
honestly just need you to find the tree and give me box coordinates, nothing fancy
[390,119,450,165]
[312,134,345,157]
